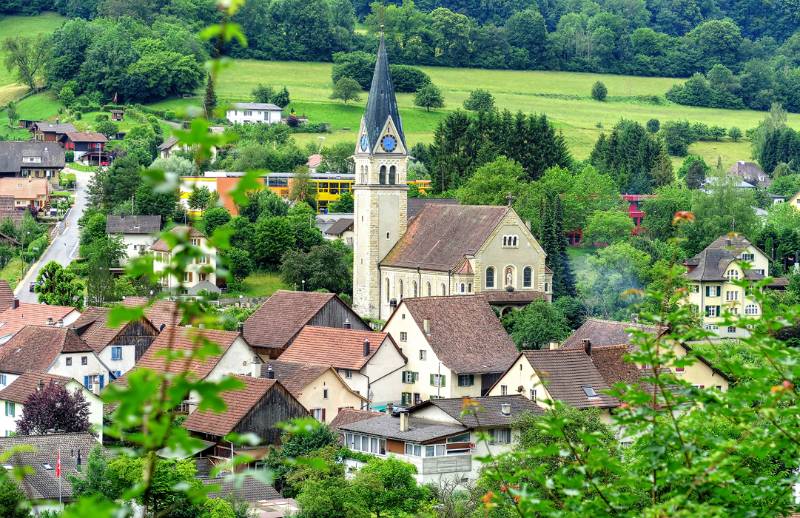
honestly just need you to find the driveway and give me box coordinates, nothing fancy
[14,168,92,302]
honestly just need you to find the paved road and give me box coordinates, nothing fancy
[14,168,92,302]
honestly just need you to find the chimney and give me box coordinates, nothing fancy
[548,341,560,350]
[47,317,54,326]
[399,411,409,432]
[12,298,18,309]
[423,319,430,335]
[582,338,592,357]
[251,358,261,377]
[363,338,371,356]
[343,318,351,329]
[265,364,275,379]
[237,322,244,333]
[500,403,511,416]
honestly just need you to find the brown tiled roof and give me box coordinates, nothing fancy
[278,326,395,371]
[183,376,278,437]
[0,178,48,200]
[150,225,205,253]
[122,297,182,329]
[243,290,337,350]
[259,360,330,397]
[0,326,93,374]
[413,394,544,427]
[561,318,661,350]
[126,326,241,380]
[71,306,156,354]
[0,280,14,312]
[480,290,549,304]
[522,349,618,409]
[0,372,74,404]
[398,295,518,374]
[406,198,459,220]
[381,204,509,271]
[0,303,78,339]
[64,131,107,143]
[329,408,382,432]
[586,344,642,386]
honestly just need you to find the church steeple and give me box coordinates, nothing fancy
[362,34,405,153]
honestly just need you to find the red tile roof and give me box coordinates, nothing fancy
[121,297,182,329]
[71,306,157,354]
[243,291,338,350]
[64,131,107,143]
[0,303,78,339]
[0,326,93,374]
[0,372,74,404]
[398,295,519,374]
[183,375,278,437]
[561,318,662,350]
[278,326,394,371]
[0,281,14,312]
[521,349,618,409]
[260,360,366,402]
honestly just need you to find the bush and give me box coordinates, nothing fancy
[591,81,608,101]
[388,64,431,93]
[65,151,74,163]
[59,172,76,189]
[463,89,496,112]
[647,119,660,133]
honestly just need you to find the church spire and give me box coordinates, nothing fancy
[362,33,405,152]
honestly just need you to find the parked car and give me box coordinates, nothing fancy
[29,282,36,293]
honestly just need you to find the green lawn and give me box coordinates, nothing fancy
[0,257,25,290]
[240,271,289,297]
[0,13,66,104]
[0,91,62,139]
[149,59,800,168]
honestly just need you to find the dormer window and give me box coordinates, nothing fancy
[740,253,754,261]
[582,386,598,398]
[725,269,739,280]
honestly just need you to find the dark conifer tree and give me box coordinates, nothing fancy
[203,74,217,118]
[538,191,576,299]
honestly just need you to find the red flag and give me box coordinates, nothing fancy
[55,450,61,478]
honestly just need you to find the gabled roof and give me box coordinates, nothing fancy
[0,142,65,173]
[158,136,179,151]
[0,326,93,375]
[70,306,157,354]
[561,318,662,350]
[243,290,363,350]
[0,178,48,200]
[106,215,161,234]
[684,234,765,281]
[232,102,282,111]
[520,349,618,409]
[0,432,102,502]
[201,474,282,503]
[584,344,642,386]
[121,296,182,329]
[0,280,14,312]
[381,205,509,271]
[324,218,353,236]
[183,376,279,437]
[127,326,242,381]
[32,122,76,134]
[0,303,79,340]
[150,225,205,252]
[0,372,75,404]
[338,413,467,443]
[329,408,382,432]
[406,198,459,220]
[63,131,107,143]
[412,394,543,427]
[278,326,397,371]
[362,34,405,151]
[395,295,518,374]
[259,360,365,401]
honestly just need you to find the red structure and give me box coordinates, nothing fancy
[622,194,655,235]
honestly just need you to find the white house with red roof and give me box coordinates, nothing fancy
[0,301,80,344]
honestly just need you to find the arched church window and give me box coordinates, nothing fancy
[399,280,404,300]
[426,282,431,296]
[413,281,418,297]
[441,283,446,295]
[523,266,532,288]
[460,283,465,293]
[386,278,390,302]
[486,267,495,289]
[379,165,386,185]
[389,165,396,185]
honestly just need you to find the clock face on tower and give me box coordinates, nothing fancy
[381,135,397,152]
[359,134,369,152]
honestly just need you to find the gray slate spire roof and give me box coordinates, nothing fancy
[363,35,405,151]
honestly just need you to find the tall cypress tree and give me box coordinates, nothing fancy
[539,191,576,299]
[203,74,217,118]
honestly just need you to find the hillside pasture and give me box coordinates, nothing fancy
[0,13,66,95]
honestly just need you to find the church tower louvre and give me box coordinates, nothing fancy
[352,34,409,319]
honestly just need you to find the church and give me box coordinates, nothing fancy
[352,37,552,320]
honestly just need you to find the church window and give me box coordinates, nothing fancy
[440,283,446,295]
[486,267,495,289]
[468,283,472,292]
[379,165,386,184]
[426,282,431,296]
[460,283,465,293]
[523,266,532,288]
[386,278,390,302]
[386,232,390,239]
[399,280,404,299]
[413,281,418,297]
[389,165,396,185]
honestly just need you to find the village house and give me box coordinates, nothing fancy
[277,326,406,408]
[243,290,369,360]
[151,225,218,294]
[323,217,354,245]
[338,395,542,485]
[159,136,218,162]
[561,318,731,390]
[259,360,366,423]
[0,326,111,395]
[729,161,770,188]
[30,121,76,142]
[351,36,551,320]
[0,177,49,211]
[59,131,108,163]
[382,295,520,406]
[121,296,182,329]
[106,214,162,264]
[0,141,65,184]
[0,300,81,344]
[0,432,102,513]
[183,376,307,464]
[0,373,104,439]
[487,347,619,421]
[683,234,783,338]
[225,102,282,125]
[71,306,160,378]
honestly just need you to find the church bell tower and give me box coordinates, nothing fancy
[352,34,408,319]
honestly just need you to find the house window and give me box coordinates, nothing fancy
[399,332,407,342]
[379,165,386,185]
[4,402,14,417]
[457,374,474,387]
[0,375,5,386]
[730,307,739,315]
[725,290,739,301]
[691,284,699,293]
[440,283,446,295]
[386,278,390,302]
[414,393,421,404]
[486,267,495,289]
[404,443,422,456]
[413,281,418,297]
[745,304,759,315]
[500,385,508,396]
[66,357,72,366]
[460,283,465,293]
[705,286,721,297]
[582,386,598,398]
[523,266,532,288]
[490,429,511,444]
[323,388,329,399]
[191,238,200,246]
[740,253,754,261]
[311,408,326,422]
[401,392,412,406]
[468,283,472,292]
[402,371,417,384]
[111,346,122,361]
[184,272,194,283]
[244,110,252,116]
[725,269,739,280]
[342,369,353,379]
[530,388,537,400]
[81,356,88,366]
[705,305,720,317]
[727,326,736,334]
[430,374,446,387]
[502,235,519,248]
[389,165,396,185]
[419,350,426,361]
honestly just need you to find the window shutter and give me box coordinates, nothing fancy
[440,375,446,387]
[99,375,105,389]
[84,376,90,389]
[430,374,434,386]
[321,408,326,422]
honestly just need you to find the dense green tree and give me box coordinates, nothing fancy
[328,191,354,213]
[584,209,634,244]
[280,241,352,294]
[685,159,707,189]
[84,235,126,305]
[539,191,576,298]
[219,248,253,283]
[296,477,369,518]
[728,126,742,141]
[253,217,294,269]
[252,84,276,104]
[414,83,445,111]
[35,261,84,309]
[502,300,571,349]
[352,458,428,516]
[0,468,29,518]
[2,35,49,90]
[319,142,354,173]
[135,181,181,224]
[454,156,526,205]
[70,447,118,500]
[504,8,548,67]
[237,190,288,222]
[646,118,660,133]
[202,207,231,236]
[463,89,495,112]
[578,241,652,318]
[591,80,608,101]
